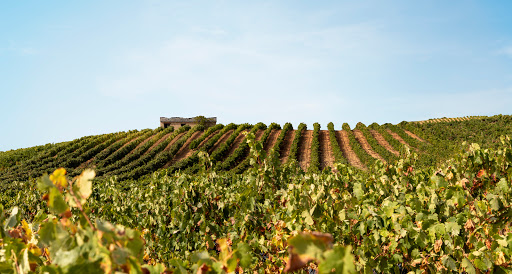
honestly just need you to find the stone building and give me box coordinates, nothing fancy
[160,117,217,129]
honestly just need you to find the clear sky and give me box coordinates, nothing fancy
[1,1,512,151]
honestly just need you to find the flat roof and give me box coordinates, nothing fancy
[160,117,217,123]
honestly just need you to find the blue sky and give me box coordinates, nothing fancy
[1,1,512,151]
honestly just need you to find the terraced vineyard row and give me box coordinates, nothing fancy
[2,115,512,182]
[415,115,486,124]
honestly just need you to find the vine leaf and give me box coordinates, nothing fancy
[284,232,333,272]
[318,246,355,274]
[77,169,95,201]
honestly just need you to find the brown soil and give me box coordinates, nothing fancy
[196,129,220,149]
[143,132,173,155]
[110,131,156,160]
[254,129,265,142]
[162,132,186,152]
[403,130,426,143]
[263,130,281,152]
[224,130,249,157]
[335,131,364,169]
[279,130,295,164]
[297,130,313,170]
[319,130,335,170]
[385,129,417,151]
[353,130,386,162]
[164,131,203,168]
[209,129,234,154]
[369,130,400,156]
[133,132,157,151]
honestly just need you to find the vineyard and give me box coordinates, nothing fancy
[1,115,512,273]
[2,115,512,182]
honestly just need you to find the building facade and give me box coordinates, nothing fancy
[160,117,217,129]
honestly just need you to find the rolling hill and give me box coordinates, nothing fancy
[1,114,512,182]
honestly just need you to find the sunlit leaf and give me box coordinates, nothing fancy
[77,169,95,201]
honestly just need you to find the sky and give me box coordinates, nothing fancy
[1,1,512,151]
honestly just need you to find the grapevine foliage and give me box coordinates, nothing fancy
[2,119,512,272]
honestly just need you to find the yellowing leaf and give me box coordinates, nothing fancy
[21,220,32,241]
[50,168,68,188]
[284,232,333,272]
[77,169,95,201]
[28,244,42,257]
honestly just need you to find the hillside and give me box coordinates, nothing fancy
[1,114,512,272]
[1,114,512,182]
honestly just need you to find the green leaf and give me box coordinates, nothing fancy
[33,210,48,224]
[445,222,461,237]
[473,257,491,271]
[48,187,69,214]
[318,245,356,274]
[432,223,446,237]
[128,256,143,274]
[0,261,16,273]
[53,248,79,267]
[37,175,54,191]
[167,259,187,274]
[39,221,57,246]
[67,261,103,274]
[142,264,167,274]
[302,210,314,226]
[96,220,115,232]
[489,195,501,211]
[382,200,397,218]
[442,256,457,271]
[191,251,213,264]
[4,207,18,229]
[431,175,447,189]
[235,242,252,268]
[497,178,510,193]
[461,257,476,274]
[353,183,364,200]
[112,247,130,265]
[126,237,144,258]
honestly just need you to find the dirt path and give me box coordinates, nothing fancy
[298,130,313,171]
[369,130,400,156]
[209,130,234,154]
[353,130,386,162]
[335,131,364,169]
[224,130,249,158]
[403,130,426,143]
[319,130,335,170]
[254,129,265,141]
[164,131,203,168]
[279,130,295,164]
[143,132,175,155]
[385,129,418,151]
[163,132,186,152]
[263,130,281,153]
[196,129,220,149]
